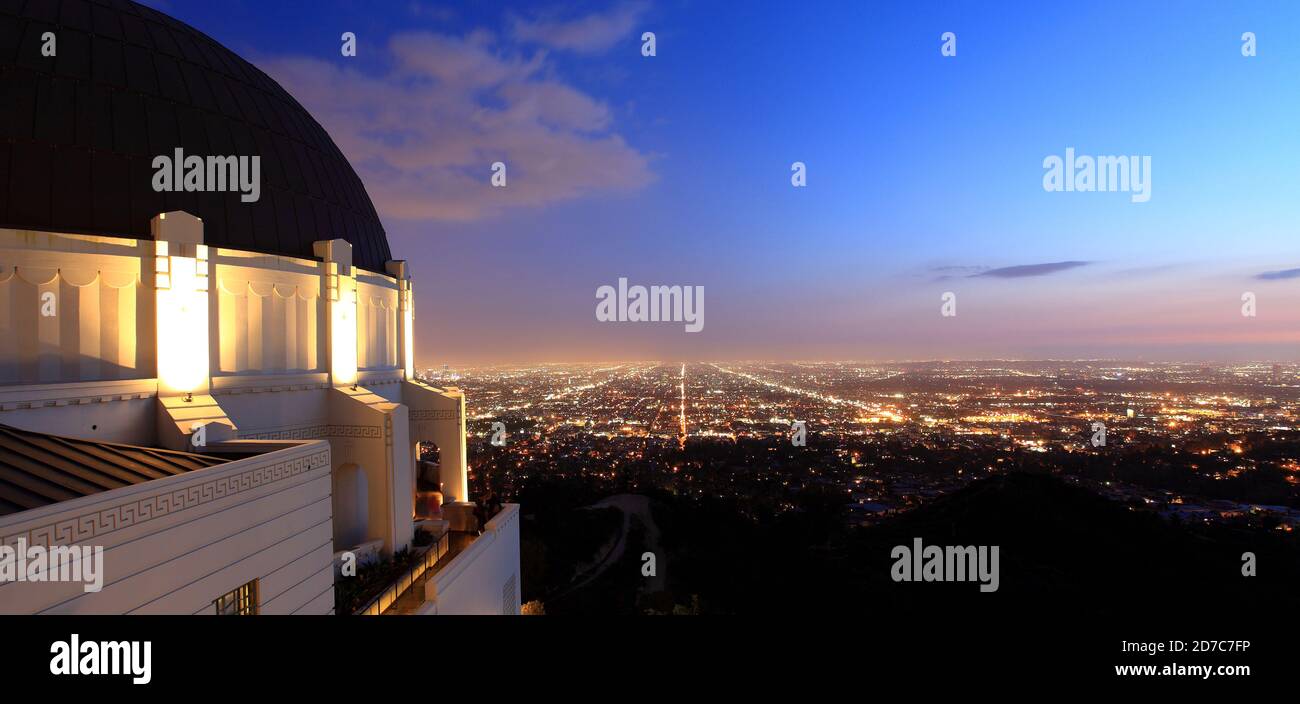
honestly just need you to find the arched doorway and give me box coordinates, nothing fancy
[414,441,442,519]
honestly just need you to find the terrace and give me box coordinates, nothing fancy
[341,502,521,616]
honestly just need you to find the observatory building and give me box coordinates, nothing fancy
[0,0,519,614]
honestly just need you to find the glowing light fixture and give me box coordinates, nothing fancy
[156,250,209,395]
[330,268,358,387]
[152,212,209,397]
[400,280,414,380]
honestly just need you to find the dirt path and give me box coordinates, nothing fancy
[556,494,663,598]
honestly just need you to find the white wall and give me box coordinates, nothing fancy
[0,440,335,615]
[0,231,153,386]
[212,255,324,376]
[356,275,399,371]
[0,378,158,445]
[421,504,521,615]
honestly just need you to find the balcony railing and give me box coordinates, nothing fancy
[355,530,451,616]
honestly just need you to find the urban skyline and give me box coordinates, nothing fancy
[436,359,1299,576]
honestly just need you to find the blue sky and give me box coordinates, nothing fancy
[148,0,1300,364]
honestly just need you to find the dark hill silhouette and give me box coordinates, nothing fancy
[527,471,1299,620]
[833,472,1299,621]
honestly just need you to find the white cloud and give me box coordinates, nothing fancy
[262,29,653,222]
[510,1,648,54]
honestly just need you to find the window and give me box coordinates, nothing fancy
[214,579,259,615]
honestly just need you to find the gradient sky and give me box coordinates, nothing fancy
[144,0,1300,364]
